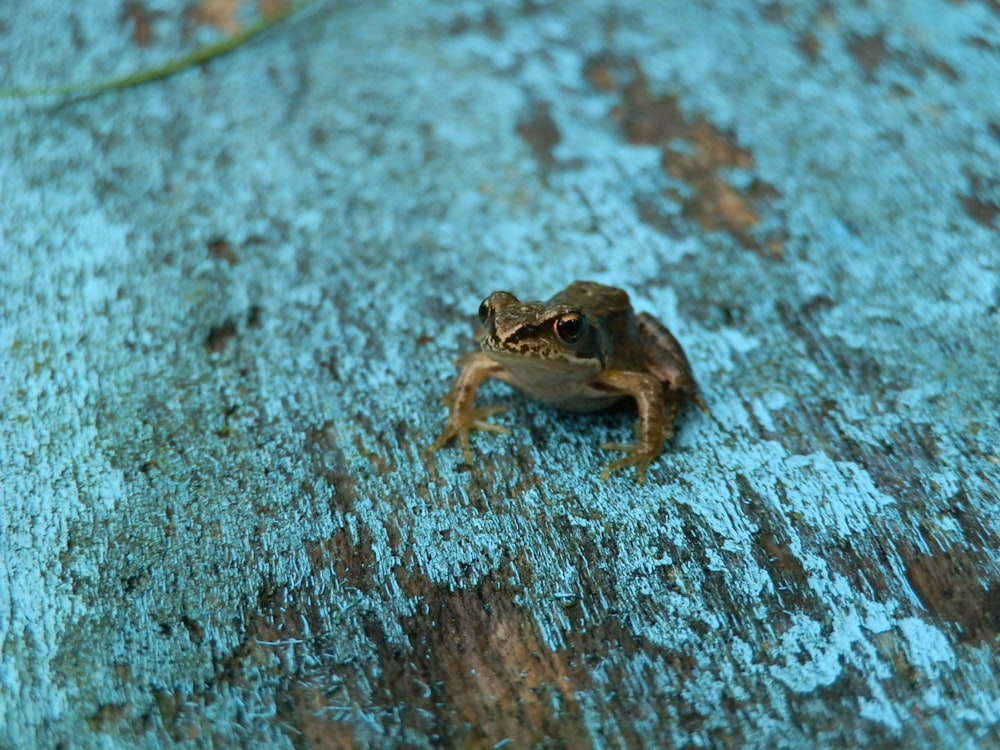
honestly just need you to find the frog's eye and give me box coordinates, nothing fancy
[555,313,586,343]
[478,298,491,324]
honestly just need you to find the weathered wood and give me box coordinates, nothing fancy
[2,1,999,748]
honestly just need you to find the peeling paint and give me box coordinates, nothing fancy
[3,0,1000,747]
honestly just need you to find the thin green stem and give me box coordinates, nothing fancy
[0,0,319,99]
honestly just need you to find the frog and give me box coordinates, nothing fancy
[431,281,704,483]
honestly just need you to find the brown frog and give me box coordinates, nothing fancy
[431,281,704,483]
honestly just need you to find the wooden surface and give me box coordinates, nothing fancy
[2,1,999,747]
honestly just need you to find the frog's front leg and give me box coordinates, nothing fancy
[593,370,674,484]
[431,352,511,463]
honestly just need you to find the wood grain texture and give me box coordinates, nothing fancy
[2,1,999,747]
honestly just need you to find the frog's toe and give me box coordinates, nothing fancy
[475,405,508,419]
[471,421,510,435]
[432,406,510,463]
[470,405,510,434]
[599,443,654,484]
[430,426,475,462]
[430,429,457,454]
[457,431,474,463]
[599,442,632,453]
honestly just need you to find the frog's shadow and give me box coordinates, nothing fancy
[515,398,694,453]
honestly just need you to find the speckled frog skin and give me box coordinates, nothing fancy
[432,281,703,482]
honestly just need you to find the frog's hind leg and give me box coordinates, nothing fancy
[636,312,707,413]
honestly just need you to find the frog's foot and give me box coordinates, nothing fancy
[600,418,673,483]
[598,441,659,484]
[431,406,509,462]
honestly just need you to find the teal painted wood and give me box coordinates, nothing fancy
[2,1,999,747]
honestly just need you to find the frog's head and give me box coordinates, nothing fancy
[476,291,604,378]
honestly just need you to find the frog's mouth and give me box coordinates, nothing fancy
[482,346,603,378]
